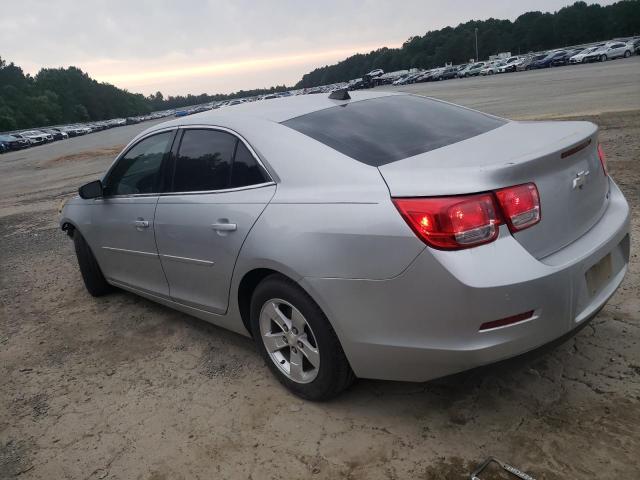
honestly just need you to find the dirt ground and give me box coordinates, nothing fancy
[1,105,639,477]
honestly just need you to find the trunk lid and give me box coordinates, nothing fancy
[379,120,609,259]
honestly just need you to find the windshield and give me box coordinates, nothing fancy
[282,95,506,166]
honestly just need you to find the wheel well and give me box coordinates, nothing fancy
[237,268,282,336]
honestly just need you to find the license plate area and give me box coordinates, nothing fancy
[585,253,612,297]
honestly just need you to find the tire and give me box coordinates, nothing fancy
[624,50,631,58]
[600,54,607,62]
[250,274,355,400]
[73,230,113,297]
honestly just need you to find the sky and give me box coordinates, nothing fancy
[0,0,617,96]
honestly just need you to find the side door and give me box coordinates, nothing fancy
[88,129,176,296]
[154,128,275,314]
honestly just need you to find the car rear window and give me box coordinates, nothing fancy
[282,95,506,166]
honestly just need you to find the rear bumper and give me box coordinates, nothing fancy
[302,180,630,382]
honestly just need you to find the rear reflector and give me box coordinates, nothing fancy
[392,194,501,250]
[479,311,534,331]
[494,183,541,233]
[597,143,608,176]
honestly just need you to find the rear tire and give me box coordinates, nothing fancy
[73,231,113,297]
[600,54,607,62]
[250,274,355,400]
[624,50,631,58]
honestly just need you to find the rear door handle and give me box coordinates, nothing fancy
[211,222,237,232]
[134,220,150,229]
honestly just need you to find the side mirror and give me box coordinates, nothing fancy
[78,180,103,199]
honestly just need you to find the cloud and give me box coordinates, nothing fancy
[0,0,617,95]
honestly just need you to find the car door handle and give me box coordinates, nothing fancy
[134,220,150,229]
[211,222,237,232]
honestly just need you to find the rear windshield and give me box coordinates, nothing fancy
[282,95,506,166]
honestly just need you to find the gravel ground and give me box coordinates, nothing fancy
[1,62,639,479]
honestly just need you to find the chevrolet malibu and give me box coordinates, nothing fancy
[60,91,630,400]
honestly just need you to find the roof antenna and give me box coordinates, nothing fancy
[329,89,351,100]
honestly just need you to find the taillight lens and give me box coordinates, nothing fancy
[392,193,501,250]
[494,183,541,232]
[394,183,542,249]
[597,143,608,176]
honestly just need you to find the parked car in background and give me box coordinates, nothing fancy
[392,74,410,85]
[480,61,505,75]
[551,48,584,66]
[498,57,522,73]
[431,66,458,81]
[628,38,640,54]
[440,66,459,80]
[367,68,384,77]
[516,54,546,71]
[403,72,425,85]
[585,42,632,62]
[13,132,42,145]
[0,134,31,150]
[59,126,80,137]
[531,50,567,68]
[22,130,53,143]
[569,46,601,64]
[41,128,69,141]
[0,141,7,153]
[458,62,486,77]
[62,91,630,400]
[413,69,438,83]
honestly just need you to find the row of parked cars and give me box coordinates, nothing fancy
[0,112,173,153]
[358,37,640,87]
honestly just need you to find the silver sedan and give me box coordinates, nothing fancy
[60,91,630,399]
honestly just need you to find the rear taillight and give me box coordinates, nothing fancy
[494,183,541,233]
[597,143,608,176]
[392,193,501,250]
[394,183,541,250]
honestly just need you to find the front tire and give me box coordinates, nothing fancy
[624,50,631,58]
[73,231,112,297]
[600,54,607,62]
[250,274,354,400]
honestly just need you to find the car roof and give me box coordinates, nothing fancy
[142,90,402,132]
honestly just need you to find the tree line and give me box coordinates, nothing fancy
[296,0,640,87]
[1,1,639,131]
[0,57,291,131]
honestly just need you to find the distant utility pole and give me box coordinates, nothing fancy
[475,28,479,61]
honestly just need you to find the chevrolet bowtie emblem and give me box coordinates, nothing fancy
[572,170,590,189]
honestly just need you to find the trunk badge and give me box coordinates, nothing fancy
[572,170,590,190]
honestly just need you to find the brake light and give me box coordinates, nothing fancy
[392,193,501,250]
[494,183,541,233]
[597,143,608,176]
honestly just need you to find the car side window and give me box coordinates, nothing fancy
[230,141,268,188]
[104,131,173,196]
[173,129,237,192]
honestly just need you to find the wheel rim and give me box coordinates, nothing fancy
[259,298,320,384]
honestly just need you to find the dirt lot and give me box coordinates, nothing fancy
[1,63,639,479]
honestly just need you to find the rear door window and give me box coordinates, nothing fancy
[173,129,236,192]
[172,129,269,192]
[230,141,268,188]
[282,95,506,166]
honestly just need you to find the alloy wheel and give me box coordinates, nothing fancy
[259,298,320,383]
